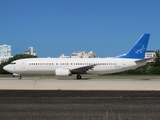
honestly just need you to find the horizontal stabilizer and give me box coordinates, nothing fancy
[135,57,156,63]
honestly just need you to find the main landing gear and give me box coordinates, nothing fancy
[76,74,82,79]
[18,76,22,80]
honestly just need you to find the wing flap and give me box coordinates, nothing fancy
[70,64,96,74]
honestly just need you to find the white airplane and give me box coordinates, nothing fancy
[3,34,151,79]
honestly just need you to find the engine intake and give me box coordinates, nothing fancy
[55,68,72,76]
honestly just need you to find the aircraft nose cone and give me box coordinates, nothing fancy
[3,65,9,71]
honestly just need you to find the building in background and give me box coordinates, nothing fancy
[71,51,96,58]
[59,54,70,58]
[145,51,156,58]
[59,51,96,58]
[145,50,156,62]
[0,44,12,64]
[0,44,11,57]
[24,47,37,56]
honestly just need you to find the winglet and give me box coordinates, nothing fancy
[116,34,150,59]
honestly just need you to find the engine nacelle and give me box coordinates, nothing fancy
[55,68,72,76]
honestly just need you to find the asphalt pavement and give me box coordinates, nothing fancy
[0,90,160,120]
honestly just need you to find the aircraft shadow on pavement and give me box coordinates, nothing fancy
[133,78,151,81]
[56,78,92,80]
[140,78,151,80]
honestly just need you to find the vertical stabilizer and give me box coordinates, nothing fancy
[117,34,150,59]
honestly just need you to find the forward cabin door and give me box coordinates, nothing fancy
[21,61,26,69]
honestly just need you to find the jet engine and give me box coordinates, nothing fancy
[55,68,72,76]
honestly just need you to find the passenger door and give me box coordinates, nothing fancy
[21,62,26,69]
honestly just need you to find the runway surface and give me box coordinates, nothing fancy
[0,77,160,120]
[0,90,160,120]
[0,77,160,90]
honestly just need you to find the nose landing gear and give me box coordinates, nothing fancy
[13,73,22,79]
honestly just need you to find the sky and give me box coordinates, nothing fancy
[0,0,160,57]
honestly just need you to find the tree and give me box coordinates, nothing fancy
[0,54,37,74]
[149,50,160,74]
[153,50,160,67]
[115,50,160,75]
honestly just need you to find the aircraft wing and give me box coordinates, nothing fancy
[70,64,96,74]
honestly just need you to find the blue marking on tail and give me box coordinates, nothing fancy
[116,34,150,59]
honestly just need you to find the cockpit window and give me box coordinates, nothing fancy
[10,62,16,65]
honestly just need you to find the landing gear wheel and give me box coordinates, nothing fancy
[77,74,82,79]
[18,76,22,80]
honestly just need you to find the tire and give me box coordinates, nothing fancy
[18,76,22,80]
[77,75,82,79]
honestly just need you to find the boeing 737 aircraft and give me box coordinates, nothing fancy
[3,34,151,79]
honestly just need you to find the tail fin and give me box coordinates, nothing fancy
[116,34,150,59]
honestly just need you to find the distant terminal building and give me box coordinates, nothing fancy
[0,44,12,64]
[59,51,96,58]
[24,47,37,56]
